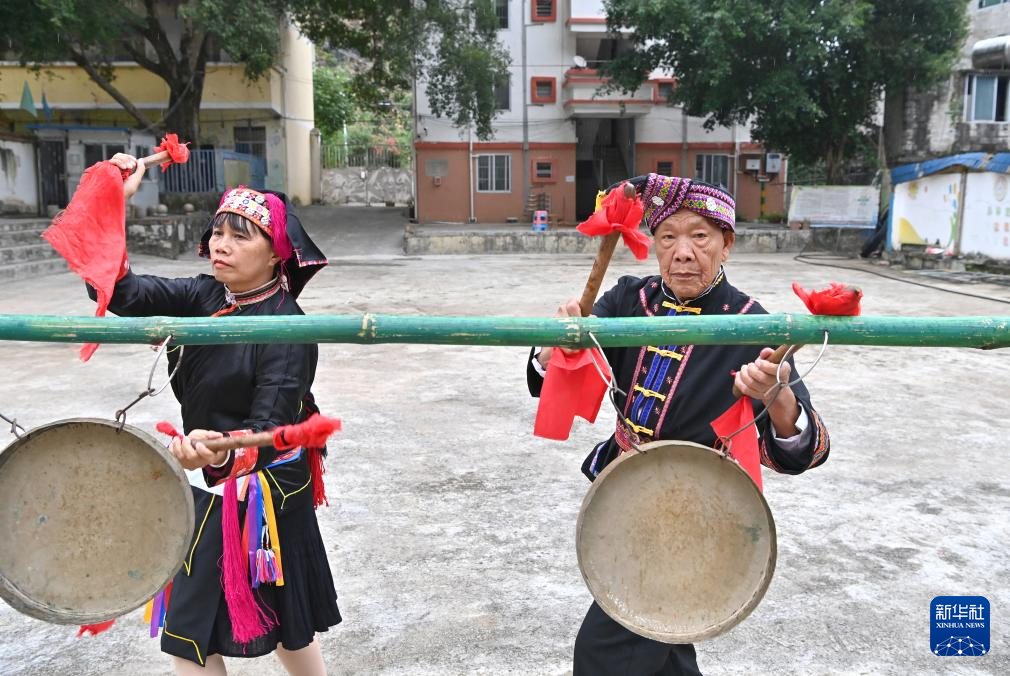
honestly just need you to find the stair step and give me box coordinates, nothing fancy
[0,219,50,234]
[0,228,47,247]
[0,242,62,265]
[0,258,69,282]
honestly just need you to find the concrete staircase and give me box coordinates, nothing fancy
[0,218,68,282]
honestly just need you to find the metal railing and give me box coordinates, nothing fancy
[159,149,266,193]
[321,143,409,169]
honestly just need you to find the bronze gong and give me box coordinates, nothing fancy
[576,439,776,643]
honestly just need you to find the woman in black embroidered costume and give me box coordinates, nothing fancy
[90,154,339,676]
[528,174,831,676]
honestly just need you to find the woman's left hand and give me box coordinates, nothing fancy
[169,429,228,470]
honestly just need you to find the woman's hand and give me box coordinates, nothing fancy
[537,298,586,368]
[169,429,229,470]
[108,153,146,201]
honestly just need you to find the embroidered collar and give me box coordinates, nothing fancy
[224,275,283,307]
[660,266,726,307]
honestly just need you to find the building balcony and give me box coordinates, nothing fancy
[562,69,657,117]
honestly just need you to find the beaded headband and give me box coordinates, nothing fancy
[639,173,736,233]
[217,187,272,231]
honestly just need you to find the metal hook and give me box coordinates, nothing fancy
[0,412,26,439]
[113,335,184,431]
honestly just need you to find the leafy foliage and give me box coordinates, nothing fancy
[2,0,510,143]
[603,0,968,181]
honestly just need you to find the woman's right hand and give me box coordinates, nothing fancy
[537,297,585,368]
[108,153,146,201]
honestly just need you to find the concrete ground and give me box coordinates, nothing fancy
[1,207,1009,675]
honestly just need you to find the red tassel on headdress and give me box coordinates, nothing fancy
[221,478,274,643]
[77,620,116,637]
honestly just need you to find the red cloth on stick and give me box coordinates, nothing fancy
[710,398,763,492]
[534,348,610,441]
[792,282,862,316]
[576,183,650,260]
[153,133,190,172]
[42,161,128,362]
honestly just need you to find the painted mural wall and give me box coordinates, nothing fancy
[890,172,961,253]
[961,171,1010,258]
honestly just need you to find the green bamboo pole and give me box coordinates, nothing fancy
[0,314,1008,349]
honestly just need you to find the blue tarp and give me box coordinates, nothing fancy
[890,152,1010,185]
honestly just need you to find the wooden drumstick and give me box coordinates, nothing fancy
[578,182,638,317]
[201,431,275,452]
[732,343,803,398]
[138,149,173,166]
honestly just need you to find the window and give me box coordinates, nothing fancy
[656,82,675,102]
[495,0,509,29]
[965,73,1009,122]
[656,161,674,176]
[84,143,125,167]
[979,0,1004,8]
[532,0,555,22]
[494,75,511,111]
[477,155,511,192]
[234,126,267,160]
[532,159,554,183]
[531,77,556,104]
[695,154,731,190]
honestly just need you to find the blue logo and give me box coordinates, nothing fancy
[931,596,990,656]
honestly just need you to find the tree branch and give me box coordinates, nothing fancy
[118,39,172,82]
[69,47,156,130]
[141,0,179,82]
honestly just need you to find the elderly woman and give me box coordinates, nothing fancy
[90,154,340,676]
[527,174,831,676]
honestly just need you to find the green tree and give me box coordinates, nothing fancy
[602,0,967,182]
[1,0,509,144]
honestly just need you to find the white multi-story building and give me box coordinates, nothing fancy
[414,0,786,224]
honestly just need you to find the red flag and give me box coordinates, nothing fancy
[42,161,128,362]
[710,398,763,492]
[534,348,610,441]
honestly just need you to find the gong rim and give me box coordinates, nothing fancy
[0,418,194,625]
[576,439,777,643]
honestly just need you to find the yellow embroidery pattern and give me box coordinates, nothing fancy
[264,466,313,512]
[183,495,216,576]
[163,630,204,666]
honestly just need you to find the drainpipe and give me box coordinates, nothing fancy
[468,126,475,223]
[521,0,530,218]
[680,112,689,177]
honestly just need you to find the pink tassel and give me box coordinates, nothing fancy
[263,193,292,262]
[221,478,274,643]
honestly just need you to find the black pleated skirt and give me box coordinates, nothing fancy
[161,487,341,665]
